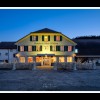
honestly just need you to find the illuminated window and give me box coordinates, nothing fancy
[20,57,25,63]
[51,57,56,63]
[28,57,33,63]
[60,46,64,51]
[44,36,48,42]
[67,57,72,62]
[59,57,64,62]
[36,57,42,62]
[56,36,60,41]
[68,46,72,52]
[28,46,32,52]
[20,46,24,51]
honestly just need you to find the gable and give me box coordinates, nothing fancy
[15,28,77,45]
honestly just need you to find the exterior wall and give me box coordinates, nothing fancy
[16,33,76,57]
[0,49,17,63]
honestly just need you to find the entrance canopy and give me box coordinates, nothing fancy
[37,54,55,57]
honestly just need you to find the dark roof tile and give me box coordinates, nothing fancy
[0,42,17,49]
[32,28,60,33]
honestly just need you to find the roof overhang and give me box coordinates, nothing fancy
[76,55,100,57]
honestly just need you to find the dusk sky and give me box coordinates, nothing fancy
[0,9,100,41]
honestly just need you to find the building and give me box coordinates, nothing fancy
[73,39,100,63]
[0,42,17,63]
[15,28,77,66]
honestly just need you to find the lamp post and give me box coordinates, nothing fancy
[72,53,77,70]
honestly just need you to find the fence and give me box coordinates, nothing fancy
[0,62,97,70]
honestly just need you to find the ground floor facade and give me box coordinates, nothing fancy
[17,55,74,66]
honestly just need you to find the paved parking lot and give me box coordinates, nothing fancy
[0,69,100,91]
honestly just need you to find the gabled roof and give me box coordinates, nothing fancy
[32,28,60,33]
[0,42,17,49]
[16,28,77,45]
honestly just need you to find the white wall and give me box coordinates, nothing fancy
[0,49,17,63]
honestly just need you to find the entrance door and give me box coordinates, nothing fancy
[43,57,51,66]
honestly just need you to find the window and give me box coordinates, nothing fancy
[60,46,64,51]
[54,36,62,41]
[24,46,28,51]
[59,57,64,62]
[5,53,8,56]
[67,57,72,62]
[42,35,50,41]
[28,57,33,63]
[20,46,24,51]
[56,36,60,41]
[36,57,42,62]
[64,46,68,51]
[30,36,38,41]
[44,36,48,42]
[32,46,36,51]
[68,46,72,52]
[51,57,56,63]
[52,46,56,51]
[56,46,60,51]
[20,57,25,63]
[28,46,32,52]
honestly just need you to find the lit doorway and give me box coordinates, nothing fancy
[43,56,51,66]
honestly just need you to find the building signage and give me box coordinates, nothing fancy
[34,42,59,44]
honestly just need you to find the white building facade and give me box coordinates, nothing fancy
[0,42,17,63]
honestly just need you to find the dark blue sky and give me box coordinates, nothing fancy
[0,9,100,41]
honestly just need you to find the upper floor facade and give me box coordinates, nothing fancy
[15,28,77,57]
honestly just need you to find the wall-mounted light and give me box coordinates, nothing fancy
[75,49,78,53]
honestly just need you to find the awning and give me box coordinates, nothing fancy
[37,54,55,57]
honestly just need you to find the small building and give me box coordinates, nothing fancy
[0,42,17,63]
[15,28,77,66]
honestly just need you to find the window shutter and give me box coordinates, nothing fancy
[60,36,62,41]
[40,46,42,51]
[54,36,56,41]
[56,46,58,51]
[30,36,32,41]
[50,46,52,51]
[56,46,60,51]
[72,46,74,51]
[24,46,28,51]
[36,36,38,41]
[18,46,20,51]
[58,46,60,51]
[32,46,36,51]
[42,36,44,41]
[32,46,34,51]
[48,36,50,41]
[64,46,68,51]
